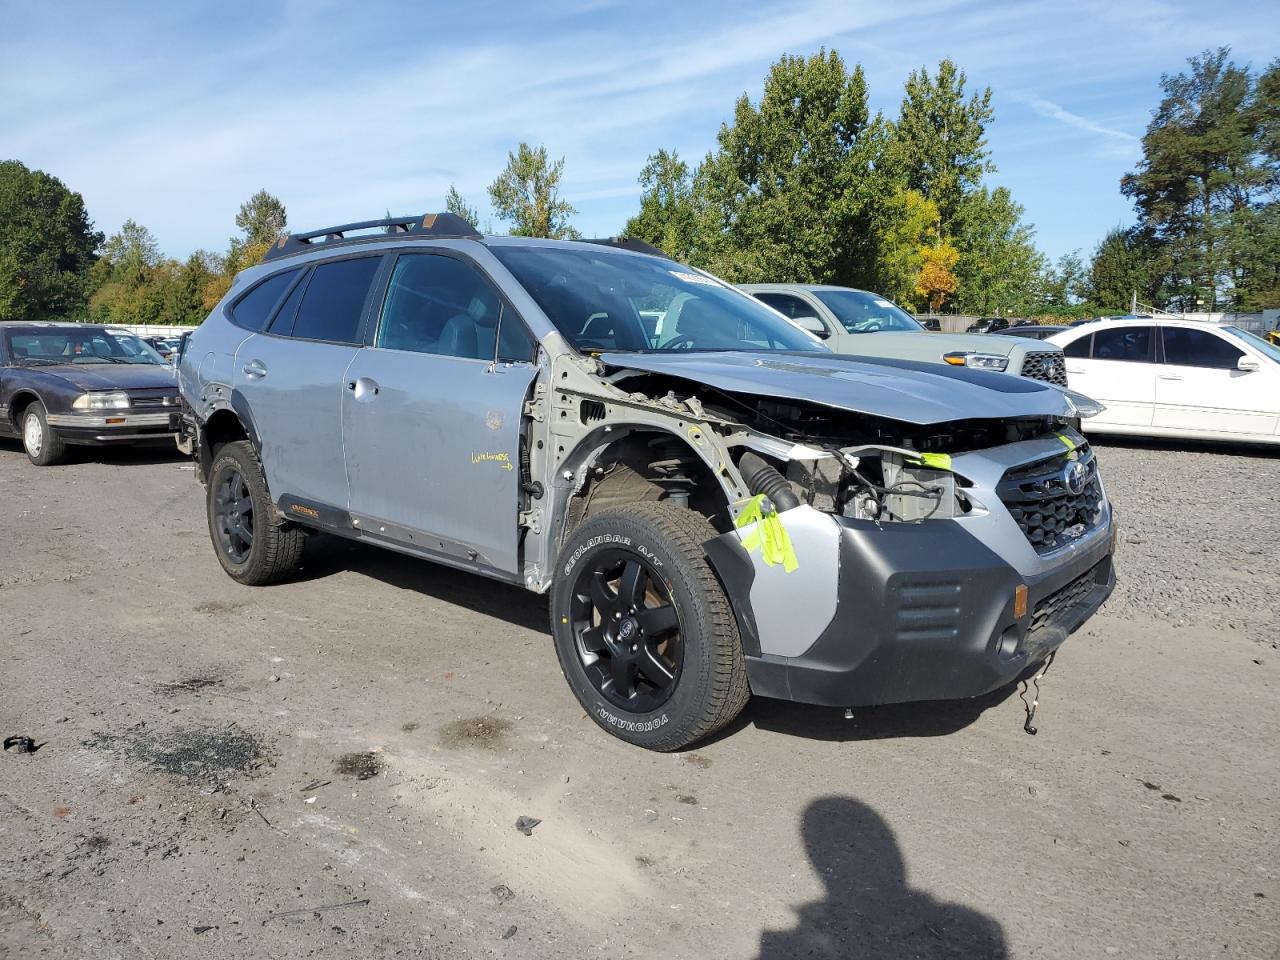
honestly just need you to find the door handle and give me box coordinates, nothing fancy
[1158,373,1183,381]
[242,359,267,380]
[1066,366,1085,374]
[347,377,380,400]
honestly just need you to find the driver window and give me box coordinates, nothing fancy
[754,292,818,319]
[378,254,520,361]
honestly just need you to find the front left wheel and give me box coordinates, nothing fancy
[21,401,67,466]
[550,502,749,751]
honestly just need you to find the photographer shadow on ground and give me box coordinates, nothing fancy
[758,796,1007,960]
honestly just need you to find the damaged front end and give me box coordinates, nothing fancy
[543,350,1116,711]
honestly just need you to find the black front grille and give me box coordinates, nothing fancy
[127,389,178,409]
[1028,563,1103,642]
[998,445,1104,553]
[1019,351,1067,385]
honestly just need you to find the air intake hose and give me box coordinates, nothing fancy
[738,452,800,512]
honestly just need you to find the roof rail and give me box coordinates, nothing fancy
[263,212,481,262]
[578,236,670,259]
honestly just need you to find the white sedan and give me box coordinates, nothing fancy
[1046,319,1280,445]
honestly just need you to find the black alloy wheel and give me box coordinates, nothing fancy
[212,464,254,565]
[569,548,684,714]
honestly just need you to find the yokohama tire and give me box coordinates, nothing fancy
[550,502,749,751]
[206,440,306,585]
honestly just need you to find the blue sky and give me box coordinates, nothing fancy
[3,0,1277,267]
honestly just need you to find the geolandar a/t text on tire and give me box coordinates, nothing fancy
[178,211,1116,750]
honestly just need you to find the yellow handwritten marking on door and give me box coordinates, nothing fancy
[471,452,514,471]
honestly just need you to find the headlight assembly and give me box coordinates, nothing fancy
[73,391,130,411]
[942,352,1009,372]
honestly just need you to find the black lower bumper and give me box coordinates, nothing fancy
[712,515,1115,708]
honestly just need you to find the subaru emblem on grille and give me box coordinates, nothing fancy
[1063,460,1087,495]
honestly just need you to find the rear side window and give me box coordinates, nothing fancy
[1062,334,1092,358]
[1161,327,1244,369]
[288,257,382,344]
[1092,326,1152,362]
[231,269,299,331]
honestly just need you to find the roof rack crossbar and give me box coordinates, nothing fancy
[263,212,481,262]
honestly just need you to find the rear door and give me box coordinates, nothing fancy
[1062,326,1157,428]
[1154,326,1278,437]
[234,254,384,509]
[342,251,540,576]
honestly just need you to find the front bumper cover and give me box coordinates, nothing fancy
[705,511,1115,707]
[45,411,179,444]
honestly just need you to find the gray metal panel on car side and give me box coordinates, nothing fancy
[599,350,1074,424]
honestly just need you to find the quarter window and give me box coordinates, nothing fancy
[377,255,533,362]
[1161,327,1244,369]
[1091,326,1153,362]
[287,257,381,344]
[231,269,300,332]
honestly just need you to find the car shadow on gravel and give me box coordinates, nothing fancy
[0,437,185,466]
[290,533,549,632]
[1088,434,1280,459]
[717,684,1018,745]
[757,796,1007,958]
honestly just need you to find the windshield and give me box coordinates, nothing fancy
[5,328,166,365]
[490,246,823,353]
[812,290,923,334]
[1224,327,1280,364]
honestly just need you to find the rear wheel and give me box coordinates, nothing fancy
[206,440,306,585]
[21,402,66,466]
[550,502,749,751]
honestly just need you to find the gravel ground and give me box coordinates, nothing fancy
[1096,437,1280,643]
[0,436,1276,960]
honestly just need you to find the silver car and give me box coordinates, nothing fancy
[741,284,1068,386]
[178,215,1114,751]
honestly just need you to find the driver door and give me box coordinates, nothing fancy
[342,251,540,576]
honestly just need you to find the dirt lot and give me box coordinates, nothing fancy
[1,437,1276,960]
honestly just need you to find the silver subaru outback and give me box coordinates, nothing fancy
[178,213,1115,751]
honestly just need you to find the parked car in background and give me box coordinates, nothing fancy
[741,284,1069,386]
[177,213,1115,751]
[918,317,941,331]
[0,322,180,465]
[142,336,175,361]
[1002,325,1069,340]
[1046,318,1280,445]
[966,317,1010,333]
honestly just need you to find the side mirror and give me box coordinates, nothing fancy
[1238,356,1261,372]
[795,315,829,339]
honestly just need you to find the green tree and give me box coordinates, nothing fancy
[488,143,579,239]
[0,160,102,321]
[1121,48,1274,310]
[950,187,1044,315]
[445,185,480,229]
[886,60,994,235]
[1040,250,1088,309]
[623,149,700,260]
[870,188,941,307]
[1086,227,1160,310]
[235,189,288,247]
[693,49,880,283]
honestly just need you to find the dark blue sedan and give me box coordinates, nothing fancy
[0,322,180,465]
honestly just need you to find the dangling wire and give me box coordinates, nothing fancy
[1019,651,1057,736]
